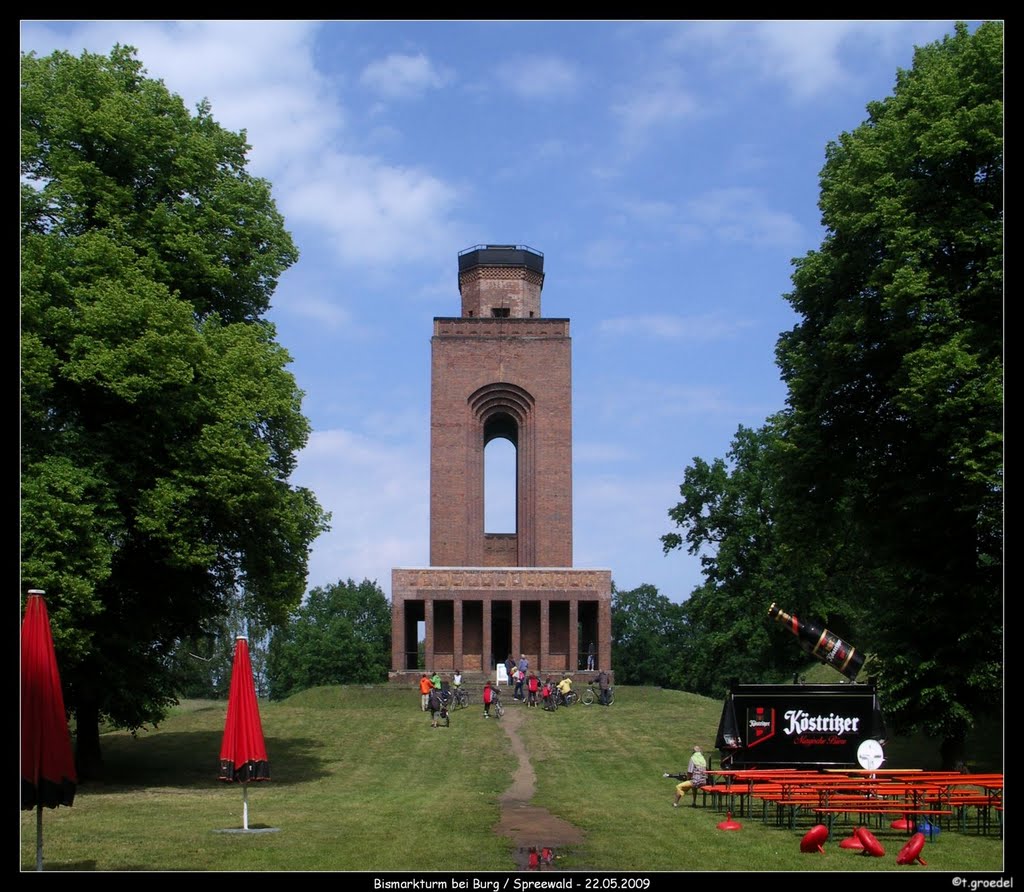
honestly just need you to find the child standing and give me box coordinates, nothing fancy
[428,688,442,728]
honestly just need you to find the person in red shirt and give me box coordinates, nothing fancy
[527,671,540,708]
[541,678,553,710]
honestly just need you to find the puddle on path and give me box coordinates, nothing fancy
[491,703,585,870]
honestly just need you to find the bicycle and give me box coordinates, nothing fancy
[582,684,614,706]
[552,687,577,708]
[491,690,505,718]
[451,686,469,709]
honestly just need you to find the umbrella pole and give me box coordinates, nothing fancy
[36,803,43,871]
[243,782,249,831]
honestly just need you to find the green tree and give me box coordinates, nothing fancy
[663,422,794,697]
[21,45,329,778]
[663,421,889,698]
[774,22,1003,765]
[662,25,1002,760]
[610,583,688,689]
[266,579,392,699]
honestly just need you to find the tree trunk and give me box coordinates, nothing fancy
[73,697,105,781]
[940,734,967,771]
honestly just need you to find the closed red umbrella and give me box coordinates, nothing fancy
[219,636,269,830]
[21,590,77,871]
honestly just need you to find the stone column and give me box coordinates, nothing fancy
[511,595,521,662]
[424,598,434,671]
[540,596,550,676]
[482,598,492,681]
[598,597,612,675]
[569,598,579,675]
[390,596,403,672]
[454,598,464,670]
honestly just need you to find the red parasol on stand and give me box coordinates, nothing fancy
[218,636,270,830]
[21,590,77,871]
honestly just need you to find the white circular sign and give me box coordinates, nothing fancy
[857,739,885,770]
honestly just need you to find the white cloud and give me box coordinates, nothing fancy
[292,428,429,597]
[599,313,754,340]
[282,153,464,266]
[277,292,355,331]
[588,378,759,425]
[574,441,633,464]
[620,199,677,223]
[666,20,958,102]
[580,238,631,271]
[611,74,699,147]
[496,54,581,99]
[360,52,453,99]
[21,21,465,273]
[573,471,701,598]
[680,187,803,247]
[747,20,857,100]
[21,21,338,174]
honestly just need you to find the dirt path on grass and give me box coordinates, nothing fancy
[492,703,585,870]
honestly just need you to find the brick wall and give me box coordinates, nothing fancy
[430,319,572,568]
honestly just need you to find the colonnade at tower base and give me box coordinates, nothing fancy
[391,567,613,683]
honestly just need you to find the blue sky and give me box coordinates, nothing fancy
[21,20,986,605]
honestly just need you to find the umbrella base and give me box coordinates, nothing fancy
[213,827,281,834]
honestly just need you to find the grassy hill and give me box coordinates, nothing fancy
[21,684,1003,872]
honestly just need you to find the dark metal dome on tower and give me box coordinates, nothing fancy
[457,244,544,277]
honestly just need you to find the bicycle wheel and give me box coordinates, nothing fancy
[495,700,504,718]
[582,688,595,706]
[564,691,578,707]
[455,689,468,709]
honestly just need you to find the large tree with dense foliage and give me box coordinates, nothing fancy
[21,45,329,778]
[776,21,1002,765]
[266,579,392,699]
[665,23,1002,766]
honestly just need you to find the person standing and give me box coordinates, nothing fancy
[428,686,443,728]
[587,641,596,671]
[515,654,528,700]
[419,673,433,711]
[453,669,463,690]
[541,677,553,710]
[527,671,539,707]
[431,669,441,693]
[671,745,709,807]
[505,654,515,687]
[593,668,611,705]
[483,680,494,718]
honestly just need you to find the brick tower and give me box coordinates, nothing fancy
[391,246,612,682]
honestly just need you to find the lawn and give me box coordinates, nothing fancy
[21,684,1004,873]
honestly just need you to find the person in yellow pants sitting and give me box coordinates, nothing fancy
[671,745,708,807]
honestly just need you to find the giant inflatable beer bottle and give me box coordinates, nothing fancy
[768,603,865,681]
